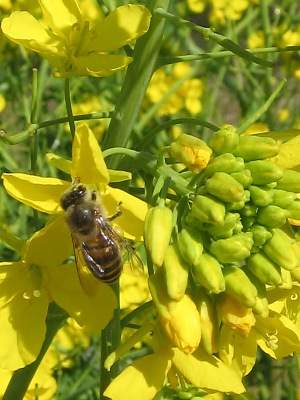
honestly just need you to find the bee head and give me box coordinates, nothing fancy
[60,184,87,210]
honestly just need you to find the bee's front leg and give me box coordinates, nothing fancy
[107,202,122,221]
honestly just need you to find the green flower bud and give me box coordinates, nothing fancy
[163,243,189,301]
[170,133,213,173]
[248,185,274,207]
[177,227,204,266]
[205,172,244,202]
[148,268,175,320]
[233,135,279,161]
[210,233,253,264]
[280,268,293,290]
[244,269,269,318]
[249,224,272,247]
[222,264,258,308]
[240,203,258,217]
[256,205,290,228]
[286,199,300,220]
[192,286,219,354]
[272,189,297,208]
[263,228,298,271]
[209,125,239,155]
[246,160,284,185]
[204,153,244,178]
[144,205,173,267]
[204,212,241,238]
[191,194,226,224]
[230,169,253,188]
[192,253,225,294]
[246,252,283,286]
[240,215,256,230]
[276,169,300,192]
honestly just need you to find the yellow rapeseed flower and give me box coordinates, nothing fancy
[2,124,148,241]
[1,0,151,77]
[0,218,117,371]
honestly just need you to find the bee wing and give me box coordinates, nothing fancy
[72,235,100,297]
[121,241,144,277]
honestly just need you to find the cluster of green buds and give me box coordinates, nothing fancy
[144,125,300,355]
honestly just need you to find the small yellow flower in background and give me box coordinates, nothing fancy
[247,30,265,49]
[209,0,251,25]
[146,63,203,116]
[186,0,206,14]
[0,93,6,112]
[1,0,151,77]
[278,108,289,123]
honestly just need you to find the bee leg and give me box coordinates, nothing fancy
[108,202,123,221]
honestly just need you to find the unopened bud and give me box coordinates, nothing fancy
[233,135,279,161]
[222,264,258,308]
[209,125,239,155]
[246,160,284,185]
[144,204,173,266]
[210,233,253,264]
[170,133,212,173]
[205,172,244,203]
[159,294,201,354]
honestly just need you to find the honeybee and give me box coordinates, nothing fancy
[60,182,143,290]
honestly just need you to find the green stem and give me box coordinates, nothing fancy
[102,0,171,168]
[100,281,121,400]
[237,78,287,134]
[154,8,274,68]
[3,303,67,400]
[64,78,75,139]
[103,147,191,196]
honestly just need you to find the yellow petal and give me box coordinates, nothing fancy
[1,11,61,55]
[71,124,109,184]
[2,173,69,213]
[103,188,148,241]
[23,218,73,268]
[85,5,151,53]
[38,0,83,39]
[48,263,117,333]
[108,169,132,182]
[0,263,48,369]
[46,153,72,175]
[255,311,300,358]
[171,347,246,394]
[69,53,132,78]
[104,354,171,400]
[219,325,257,377]
[271,135,300,169]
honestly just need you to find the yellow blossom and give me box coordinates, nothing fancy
[1,0,151,77]
[146,63,203,116]
[0,218,117,371]
[2,124,148,241]
[159,294,201,354]
[217,293,256,335]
